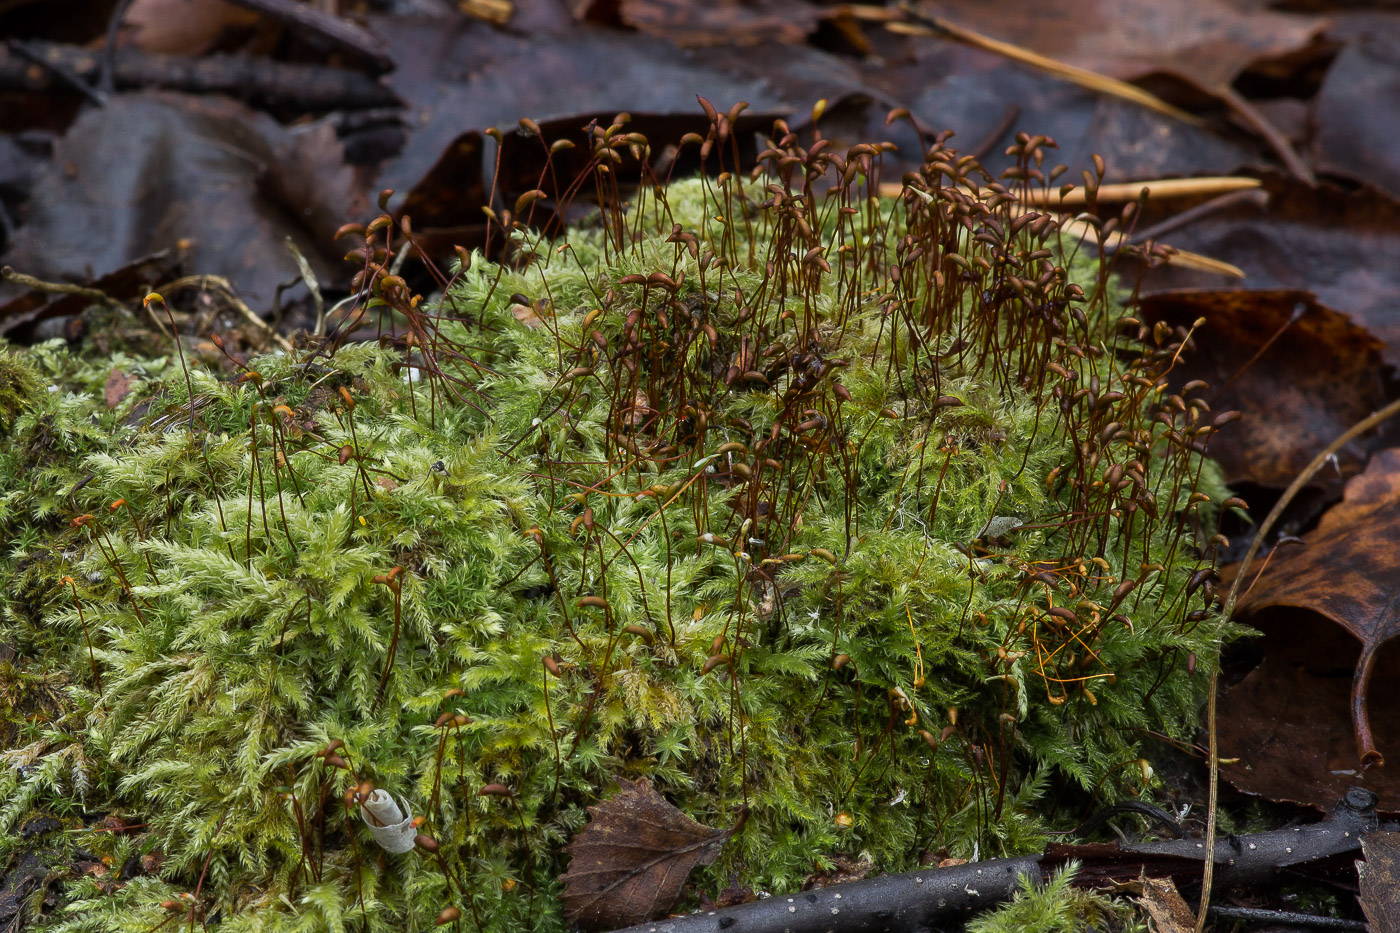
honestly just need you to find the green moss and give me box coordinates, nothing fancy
[0,342,43,436]
[0,141,1236,932]
[966,864,1145,933]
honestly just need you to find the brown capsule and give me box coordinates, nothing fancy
[478,784,513,797]
[832,653,852,671]
[1212,410,1242,429]
[161,900,183,912]
[453,714,471,727]
[435,712,453,729]
[933,396,963,409]
[919,729,939,750]
[1111,578,1137,605]
[321,739,345,756]
[1186,568,1214,598]
[701,655,730,675]
[1221,496,1249,511]
[415,834,439,853]
[1047,606,1078,625]
[515,189,547,215]
[324,754,350,770]
[543,655,562,677]
[338,386,356,411]
[338,445,354,466]
[577,595,609,610]
[437,907,462,925]
[622,624,654,645]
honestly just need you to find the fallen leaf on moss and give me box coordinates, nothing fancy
[560,777,741,929]
[104,368,133,409]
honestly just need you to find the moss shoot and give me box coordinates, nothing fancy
[0,123,1233,931]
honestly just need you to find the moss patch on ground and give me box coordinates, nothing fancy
[0,131,1233,932]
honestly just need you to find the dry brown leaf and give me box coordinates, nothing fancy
[104,368,133,410]
[1135,876,1196,933]
[1137,290,1390,492]
[910,0,1325,89]
[1358,831,1400,932]
[559,777,740,929]
[618,0,819,47]
[1237,448,1400,770]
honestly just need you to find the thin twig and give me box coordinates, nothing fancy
[157,274,294,352]
[889,5,1198,125]
[1196,393,1400,933]
[1129,188,1267,244]
[1213,84,1314,185]
[8,41,105,105]
[2,265,124,308]
[99,0,139,97]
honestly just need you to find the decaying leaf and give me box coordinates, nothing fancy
[104,369,133,410]
[1135,876,1196,933]
[615,0,820,48]
[1140,174,1400,370]
[1237,448,1400,770]
[910,0,1325,89]
[1358,831,1400,932]
[1137,289,1390,491]
[560,777,741,929]
[1216,612,1400,813]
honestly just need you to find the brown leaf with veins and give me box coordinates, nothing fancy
[1216,611,1400,813]
[1135,877,1196,933]
[1138,289,1391,492]
[1358,832,1400,932]
[1237,448,1400,770]
[911,0,1325,88]
[560,777,741,929]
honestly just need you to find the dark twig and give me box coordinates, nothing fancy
[1215,84,1315,185]
[222,0,392,72]
[1129,188,1267,245]
[0,41,398,111]
[969,103,1019,161]
[605,790,1389,933]
[1206,907,1366,931]
[9,40,106,105]
[99,0,139,97]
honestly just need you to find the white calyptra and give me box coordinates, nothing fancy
[360,790,417,854]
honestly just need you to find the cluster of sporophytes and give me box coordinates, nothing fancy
[0,108,1239,931]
